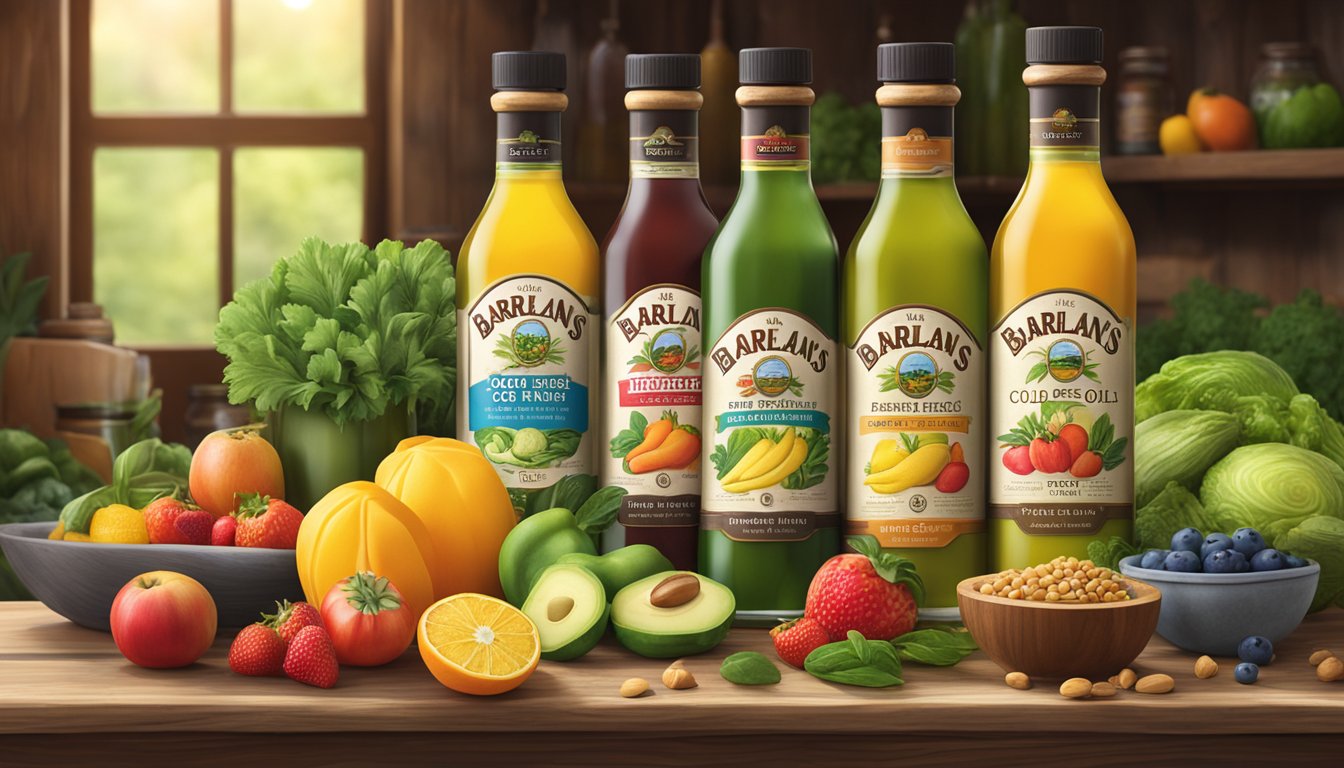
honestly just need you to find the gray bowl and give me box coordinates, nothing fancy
[0,522,304,632]
[1118,554,1319,656]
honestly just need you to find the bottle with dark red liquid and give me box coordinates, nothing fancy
[601,54,718,570]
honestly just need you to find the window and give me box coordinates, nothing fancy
[70,0,386,346]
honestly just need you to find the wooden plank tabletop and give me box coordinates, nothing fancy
[1,601,1342,740]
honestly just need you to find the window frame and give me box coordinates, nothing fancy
[68,0,389,346]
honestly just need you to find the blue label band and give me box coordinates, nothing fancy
[468,374,589,432]
[715,409,830,434]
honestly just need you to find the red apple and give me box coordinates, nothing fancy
[189,426,285,516]
[109,571,218,668]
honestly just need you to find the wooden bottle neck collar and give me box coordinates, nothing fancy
[490,91,569,113]
[624,90,704,111]
[875,83,961,108]
[735,85,815,107]
[1022,64,1107,87]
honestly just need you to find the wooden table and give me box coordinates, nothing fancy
[1,602,1341,766]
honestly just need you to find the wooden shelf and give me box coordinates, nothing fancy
[1104,148,1344,184]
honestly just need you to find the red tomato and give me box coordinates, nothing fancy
[320,572,416,667]
[1002,445,1034,475]
[1028,437,1073,474]
[1057,423,1089,464]
[189,427,285,516]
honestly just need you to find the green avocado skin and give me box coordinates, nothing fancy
[612,613,734,659]
[1263,83,1344,149]
[541,604,611,661]
[556,545,673,597]
[498,508,597,606]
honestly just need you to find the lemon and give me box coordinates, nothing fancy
[1160,114,1204,155]
[48,522,65,540]
[418,593,540,696]
[63,531,92,543]
[89,504,149,544]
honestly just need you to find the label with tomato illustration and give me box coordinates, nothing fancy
[603,284,702,528]
[701,308,838,542]
[989,289,1133,535]
[458,274,599,492]
[846,305,984,549]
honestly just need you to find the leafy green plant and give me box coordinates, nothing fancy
[58,438,192,534]
[1087,413,1129,471]
[782,428,831,490]
[476,426,581,469]
[609,411,649,459]
[214,237,456,427]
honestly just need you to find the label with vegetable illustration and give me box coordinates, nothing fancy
[846,305,984,548]
[701,308,838,541]
[989,289,1133,535]
[461,274,599,491]
[604,284,702,527]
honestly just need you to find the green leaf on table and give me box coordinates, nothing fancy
[890,627,978,666]
[720,652,782,685]
[804,631,905,688]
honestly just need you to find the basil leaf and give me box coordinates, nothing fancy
[720,652,781,685]
[574,485,628,535]
[891,627,978,667]
[804,633,905,688]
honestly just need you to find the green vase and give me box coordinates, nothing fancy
[266,405,416,512]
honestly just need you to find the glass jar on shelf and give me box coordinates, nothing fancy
[1249,42,1325,137]
[1114,46,1170,155]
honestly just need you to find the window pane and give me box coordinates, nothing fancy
[92,0,220,113]
[95,149,220,345]
[233,148,364,287]
[232,0,365,113]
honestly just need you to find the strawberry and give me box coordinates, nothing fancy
[228,622,286,676]
[266,600,325,647]
[211,514,238,546]
[144,497,211,545]
[283,625,339,689]
[234,494,303,549]
[770,617,830,668]
[804,535,924,642]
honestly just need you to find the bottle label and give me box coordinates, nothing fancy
[496,112,562,165]
[630,110,699,180]
[740,105,810,169]
[701,308,838,541]
[604,284,703,528]
[846,305,984,548]
[460,274,598,490]
[1029,85,1100,148]
[881,105,953,179]
[989,290,1133,535]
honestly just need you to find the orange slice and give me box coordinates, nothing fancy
[418,593,539,696]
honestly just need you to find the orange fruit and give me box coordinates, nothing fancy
[417,593,539,696]
[1186,88,1257,151]
[89,504,149,544]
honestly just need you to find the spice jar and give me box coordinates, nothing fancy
[184,384,254,448]
[1250,42,1324,135]
[1115,46,1170,155]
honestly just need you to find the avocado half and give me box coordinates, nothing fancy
[521,564,609,661]
[611,571,735,658]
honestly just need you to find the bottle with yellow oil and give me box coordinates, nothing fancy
[989,27,1136,570]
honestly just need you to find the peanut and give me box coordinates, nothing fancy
[1194,655,1219,679]
[1090,681,1117,697]
[650,574,700,608]
[662,664,698,690]
[1059,677,1092,698]
[985,557,1130,601]
[1118,668,1137,689]
[620,677,650,698]
[1135,673,1175,694]
[1005,671,1031,690]
[1309,649,1335,667]
[1317,656,1344,683]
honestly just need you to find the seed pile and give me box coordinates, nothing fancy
[980,556,1131,602]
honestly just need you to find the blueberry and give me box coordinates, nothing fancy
[1204,548,1247,574]
[1235,662,1259,684]
[1171,527,1204,553]
[1250,548,1285,572]
[1284,554,1309,569]
[1201,532,1234,560]
[1232,528,1267,557]
[1139,549,1169,570]
[1163,549,1202,573]
[1238,635,1274,666]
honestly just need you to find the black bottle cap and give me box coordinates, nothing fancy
[492,51,566,91]
[877,42,955,83]
[626,54,701,90]
[739,47,812,85]
[1025,26,1104,65]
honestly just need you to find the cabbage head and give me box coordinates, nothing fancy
[511,428,548,461]
[1135,410,1239,508]
[1276,515,1344,612]
[1136,351,1299,423]
[1201,443,1344,541]
[1135,481,1216,550]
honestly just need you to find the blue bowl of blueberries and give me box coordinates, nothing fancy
[1118,526,1320,656]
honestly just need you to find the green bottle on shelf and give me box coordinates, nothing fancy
[699,48,840,623]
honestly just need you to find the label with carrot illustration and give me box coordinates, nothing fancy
[989,290,1133,535]
[701,308,837,541]
[846,305,983,548]
[603,284,702,527]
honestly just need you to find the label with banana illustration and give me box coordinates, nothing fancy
[846,305,984,548]
[701,308,838,541]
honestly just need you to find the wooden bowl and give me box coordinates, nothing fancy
[956,574,1162,681]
